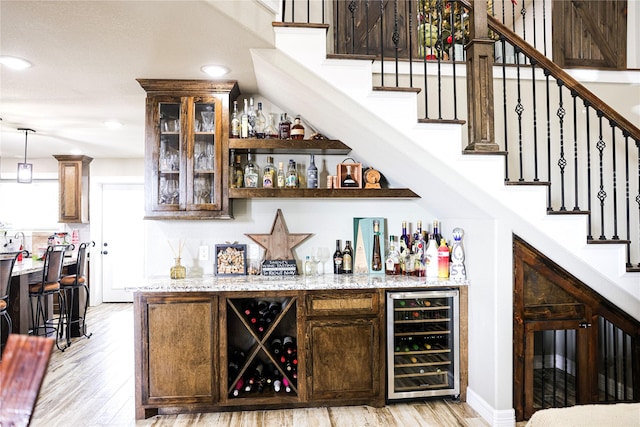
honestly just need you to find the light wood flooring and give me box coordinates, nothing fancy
[29,303,490,427]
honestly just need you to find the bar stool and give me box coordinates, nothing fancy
[29,245,67,351]
[59,241,93,347]
[0,252,20,360]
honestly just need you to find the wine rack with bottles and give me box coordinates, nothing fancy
[225,296,299,404]
[386,290,460,400]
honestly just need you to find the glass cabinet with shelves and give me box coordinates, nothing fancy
[138,79,239,219]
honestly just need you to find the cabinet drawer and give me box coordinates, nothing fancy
[305,290,380,317]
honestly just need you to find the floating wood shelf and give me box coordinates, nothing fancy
[228,138,351,155]
[229,188,420,199]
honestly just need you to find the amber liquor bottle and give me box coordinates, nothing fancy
[290,116,305,140]
[342,240,353,274]
[333,239,343,274]
[371,220,382,271]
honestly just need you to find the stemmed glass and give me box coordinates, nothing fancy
[166,178,179,204]
[315,247,330,275]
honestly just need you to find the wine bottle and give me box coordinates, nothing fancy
[283,336,295,355]
[243,151,259,188]
[385,235,401,275]
[277,161,286,188]
[254,102,266,138]
[232,377,244,397]
[290,116,305,140]
[333,239,343,274]
[273,379,282,393]
[342,240,353,274]
[271,337,283,355]
[306,154,318,189]
[433,219,442,246]
[412,220,422,253]
[242,300,256,317]
[268,301,281,316]
[285,159,298,188]
[438,238,450,278]
[230,100,240,138]
[371,220,382,271]
[283,377,292,393]
[247,97,256,137]
[278,113,291,139]
[262,156,276,188]
[341,164,358,188]
[241,98,249,138]
[265,113,278,139]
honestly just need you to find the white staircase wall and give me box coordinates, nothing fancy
[248,24,640,427]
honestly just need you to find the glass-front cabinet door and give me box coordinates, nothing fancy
[139,79,238,219]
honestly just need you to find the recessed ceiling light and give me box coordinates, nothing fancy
[104,120,123,129]
[201,65,229,77]
[0,56,32,70]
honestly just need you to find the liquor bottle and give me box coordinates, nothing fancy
[438,238,450,278]
[276,161,286,188]
[333,239,343,274]
[231,154,244,188]
[247,97,256,137]
[449,227,467,280]
[412,220,422,253]
[304,255,314,275]
[265,114,278,139]
[244,151,259,188]
[414,233,426,277]
[240,98,249,138]
[342,240,353,274]
[230,100,240,138]
[290,116,305,140]
[262,156,276,188]
[254,102,266,138]
[385,235,401,275]
[285,159,298,188]
[400,221,410,252]
[306,154,318,189]
[271,337,283,355]
[341,164,358,188]
[371,220,382,271]
[278,113,291,139]
[425,233,439,278]
[433,220,442,246]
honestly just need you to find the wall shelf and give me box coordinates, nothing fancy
[229,188,419,199]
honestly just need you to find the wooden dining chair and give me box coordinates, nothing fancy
[0,252,20,359]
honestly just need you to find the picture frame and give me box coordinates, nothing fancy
[215,244,247,276]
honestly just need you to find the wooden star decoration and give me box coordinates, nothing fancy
[245,209,312,260]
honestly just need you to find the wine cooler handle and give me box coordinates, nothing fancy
[578,321,592,328]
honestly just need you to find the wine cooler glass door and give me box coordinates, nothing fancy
[386,290,460,400]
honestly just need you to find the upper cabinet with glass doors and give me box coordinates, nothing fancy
[138,79,239,219]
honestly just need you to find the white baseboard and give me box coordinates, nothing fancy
[466,387,516,427]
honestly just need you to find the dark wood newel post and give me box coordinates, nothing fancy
[465,0,498,151]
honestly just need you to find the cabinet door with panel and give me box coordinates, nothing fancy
[54,155,92,223]
[138,79,239,219]
[134,293,218,419]
[304,290,384,405]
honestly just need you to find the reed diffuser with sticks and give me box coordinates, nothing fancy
[168,240,186,279]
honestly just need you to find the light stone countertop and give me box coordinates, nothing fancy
[128,273,469,293]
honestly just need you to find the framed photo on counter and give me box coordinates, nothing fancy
[215,244,247,276]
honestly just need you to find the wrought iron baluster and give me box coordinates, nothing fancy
[556,80,567,211]
[545,69,552,210]
[623,132,631,267]
[393,0,400,86]
[436,0,443,119]
[515,45,525,181]
[610,121,620,240]
[450,1,458,119]
[421,0,429,119]
[531,58,539,181]
[585,101,593,240]
[380,0,385,86]
[365,0,370,54]
[637,138,640,267]
[597,113,607,240]
[502,36,509,181]
[407,0,413,86]
[349,1,357,54]
[571,90,579,211]
[532,0,537,50]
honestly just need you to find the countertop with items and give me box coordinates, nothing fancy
[6,255,77,276]
[127,273,469,293]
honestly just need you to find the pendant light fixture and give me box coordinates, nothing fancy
[17,127,35,183]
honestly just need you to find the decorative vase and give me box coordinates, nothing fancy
[170,257,186,279]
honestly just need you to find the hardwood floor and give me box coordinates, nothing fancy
[29,303,489,426]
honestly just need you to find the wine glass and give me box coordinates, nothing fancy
[315,247,330,275]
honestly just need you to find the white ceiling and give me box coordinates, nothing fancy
[0,0,274,160]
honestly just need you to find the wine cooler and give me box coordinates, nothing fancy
[386,289,460,400]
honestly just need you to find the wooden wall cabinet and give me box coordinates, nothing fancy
[54,155,93,223]
[137,79,240,219]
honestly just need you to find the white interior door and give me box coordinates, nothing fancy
[101,184,145,302]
